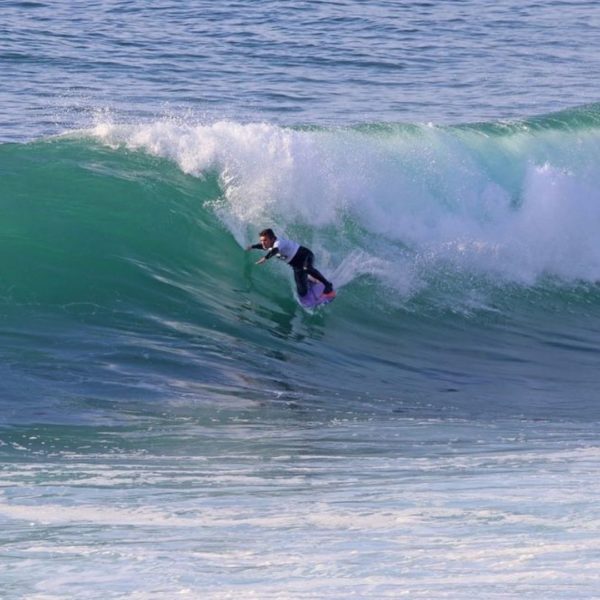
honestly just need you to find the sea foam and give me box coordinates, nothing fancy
[91,118,600,292]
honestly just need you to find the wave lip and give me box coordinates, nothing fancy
[89,106,600,294]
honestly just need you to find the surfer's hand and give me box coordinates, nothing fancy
[245,245,253,251]
[256,257,266,265]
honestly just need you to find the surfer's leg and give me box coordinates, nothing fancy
[303,252,333,293]
[294,267,309,297]
[306,266,333,293]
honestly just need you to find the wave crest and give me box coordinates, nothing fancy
[90,111,600,293]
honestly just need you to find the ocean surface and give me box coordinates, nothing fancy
[2,1,600,598]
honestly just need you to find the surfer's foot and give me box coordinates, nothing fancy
[323,283,334,294]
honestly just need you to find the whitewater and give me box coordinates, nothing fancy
[2,1,600,598]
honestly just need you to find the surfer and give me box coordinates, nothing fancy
[246,228,335,299]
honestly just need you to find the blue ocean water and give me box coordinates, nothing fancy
[2,1,600,598]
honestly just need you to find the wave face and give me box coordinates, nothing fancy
[3,107,600,422]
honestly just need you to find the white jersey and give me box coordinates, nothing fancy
[273,237,300,263]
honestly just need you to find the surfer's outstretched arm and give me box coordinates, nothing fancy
[246,242,279,264]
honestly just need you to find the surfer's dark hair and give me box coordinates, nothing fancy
[259,228,276,239]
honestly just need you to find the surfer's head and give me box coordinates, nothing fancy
[259,228,276,249]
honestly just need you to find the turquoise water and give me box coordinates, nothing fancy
[2,2,600,598]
